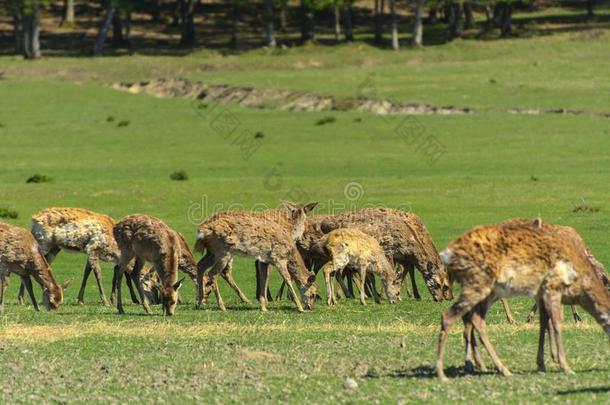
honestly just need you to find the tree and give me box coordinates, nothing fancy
[93,0,115,55]
[447,1,464,39]
[463,1,474,29]
[22,0,42,58]
[494,2,512,38]
[586,0,595,18]
[411,0,425,47]
[179,0,195,45]
[264,0,276,46]
[61,0,75,27]
[389,0,398,50]
[300,0,315,43]
[374,0,385,44]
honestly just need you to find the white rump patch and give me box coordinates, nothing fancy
[555,260,577,285]
[196,231,205,241]
[439,248,453,265]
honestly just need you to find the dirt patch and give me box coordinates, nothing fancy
[111,78,473,115]
[235,347,282,362]
[112,78,610,119]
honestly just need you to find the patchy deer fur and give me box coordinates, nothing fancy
[113,215,185,316]
[0,222,69,312]
[318,228,400,306]
[28,207,137,306]
[195,202,318,312]
[320,208,451,302]
[436,219,610,381]
[500,218,610,323]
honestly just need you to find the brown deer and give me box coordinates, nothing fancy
[0,222,70,312]
[113,214,186,316]
[195,202,318,312]
[318,228,400,306]
[28,207,140,305]
[319,208,452,302]
[499,218,610,324]
[436,219,610,381]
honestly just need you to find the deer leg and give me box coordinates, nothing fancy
[0,274,8,313]
[209,255,230,312]
[545,294,574,374]
[335,272,349,300]
[463,313,476,375]
[115,265,126,315]
[471,328,487,372]
[275,260,304,313]
[275,281,286,301]
[196,251,214,307]
[536,303,549,372]
[322,262,335,306]
[125,271,140,304]
[346,269,355,298]
[358,266,368,305]
[368,274,382,304]
[436,289,487,381]
[90,257,109,306]
[408,264,420,300]
[77,259,93,305]
[527,302,538,323]
[222,261,250,304]
[471,300,512,377]
[258,262,270,312]
[501,298,516,324]
[17,282,25,305]
[132,259,152,315]
[570,305,582,323]
[21,276,40,312]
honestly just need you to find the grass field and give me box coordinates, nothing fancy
[1,24,610,402]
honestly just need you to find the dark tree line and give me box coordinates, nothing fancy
[0,0,601,58]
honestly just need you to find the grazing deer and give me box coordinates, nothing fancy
[113,215,186,316]
[319,208,452,302]
[28,207,140,306]
[0,222,70,312]
[499,218,610,324]
[436,219,610,381]
[318,228,400,306]
[195,202,318,312]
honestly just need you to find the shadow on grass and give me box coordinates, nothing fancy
[556,386,610,395]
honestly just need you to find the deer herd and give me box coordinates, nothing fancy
[0,203,609,381]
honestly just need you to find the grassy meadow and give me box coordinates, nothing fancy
[0,22,610,403]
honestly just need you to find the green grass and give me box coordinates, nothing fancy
[1,24,610,402]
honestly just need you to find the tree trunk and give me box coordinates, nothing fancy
[464,2,474,29]
[279,2,287,31]
[111,12,125,48]
[179,0,195,45]
[22,0,41,59]
[374,0,384,44]
[412,0,424,47]
[586,0,595,17]
[300,1,314,43]
[13,11,23,55]
[265,0,276,46]
[124,12,132,50]
[93,0,115,55]
[62,0,75,25]
[494,2,512,38]
[390,0,399,50]
[447,2,463,39]
[428,6,438,24]
[230,3,239,47]
[344,4,354,42]
[151,0,161,22]
[334,5,341,42]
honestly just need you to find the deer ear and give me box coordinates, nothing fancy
[61,279,72,290]
[303,202,318,214]
[173,277,186,291]
[281,200,298,211]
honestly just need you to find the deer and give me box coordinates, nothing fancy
[435,219,610,381]
[113,214,186,316]
[318,228,400,306]
[498,218,610,324]
[319,208,452,302]
[27,207,141,306]
[195,201,318,312]
[0,222,70,312]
